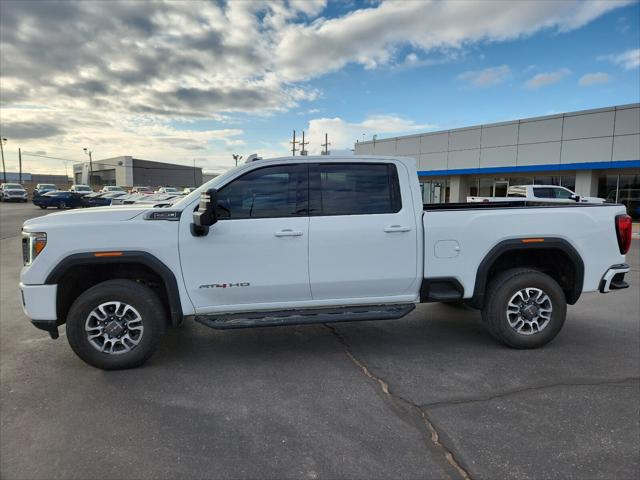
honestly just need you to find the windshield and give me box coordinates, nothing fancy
[4,184,23,189]
[75,186,91,191]
[39,184,56,189]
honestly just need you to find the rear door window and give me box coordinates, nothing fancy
[310,163,402,216]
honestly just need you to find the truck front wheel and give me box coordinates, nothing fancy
[481,268,567,349]
[66,279,166,369]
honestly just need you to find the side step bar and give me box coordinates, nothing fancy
[195,303,416,330]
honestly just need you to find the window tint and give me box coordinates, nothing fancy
[533,187,555,198]
[311,163,402,215]
[553,187,573,199]
[216,164,307,219]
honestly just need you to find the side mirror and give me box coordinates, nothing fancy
[191,188,218,236]
[570,194,581,202]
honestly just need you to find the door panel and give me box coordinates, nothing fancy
[179,164,311,313]
[308,163,418,300]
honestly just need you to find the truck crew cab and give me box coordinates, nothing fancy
[20,156,632,369]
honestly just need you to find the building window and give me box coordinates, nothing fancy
[421,178,449,204]
[560,175,576,192]
[598,172,640,220]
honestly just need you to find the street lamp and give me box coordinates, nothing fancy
[83,147,93,186]
[0,138,7,183]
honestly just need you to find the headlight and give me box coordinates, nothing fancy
[22,232,47,266]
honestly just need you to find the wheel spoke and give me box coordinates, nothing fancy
[85,301,144,355]
[506,287,553,336]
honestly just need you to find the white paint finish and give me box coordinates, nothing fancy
[372,140,396,155]
[449,128,481,151]
[448,148,480,169]
[396,137,420,155]
[308,161,420,300]
[614,107,640,135]
[180,217,311,313]
[562,111,615,140]
[561,137,613,164]
[612,134,640,161]
[481,124,518,148]
[517,141,561,166]
[423,204,627,297]
[420,133,449,153]
[480,145,517,168]
[418,152,447,171]
[19,283,57,320]
[518,118,563,144]
[434,240,460,258]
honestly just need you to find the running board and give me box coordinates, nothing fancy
[195,303,416,330]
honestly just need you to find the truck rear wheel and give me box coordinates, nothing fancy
[481,268,566,349]
[66,279,166,370]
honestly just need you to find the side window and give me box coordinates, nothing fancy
[216,164,308,219]
[533,187,554,199]
[311,163,402,215]
[553,187,573,199]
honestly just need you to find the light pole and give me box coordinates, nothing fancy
[0,138,7,183]
[192,159,197,187]
[232,154,243,166]
[83,148,93,186]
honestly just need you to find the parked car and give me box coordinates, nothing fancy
[69,185,93,195]
[155,186,179,194]
[32,191,83,209]
[0,183,28,202]
[100,186,125,193]
[130,193,181,206]
[468,185,605,204]
[82,192,126,208]
[110,193,145,206]
[33,184,58,198]
[182,187,195,194]
[130,186,153,194]
[19,155,632,370]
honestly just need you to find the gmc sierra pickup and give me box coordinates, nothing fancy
[20,156,633,370]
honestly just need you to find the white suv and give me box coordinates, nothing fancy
[0,183,28,202]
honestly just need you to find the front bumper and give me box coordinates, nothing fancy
[599,264,630,293]
[3,193,27,200]
[19,282,61,338]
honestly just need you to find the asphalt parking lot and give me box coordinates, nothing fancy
[1,201,638,480]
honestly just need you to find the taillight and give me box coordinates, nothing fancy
[615,214,632,254]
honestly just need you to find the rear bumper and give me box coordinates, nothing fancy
[599,264,630,293]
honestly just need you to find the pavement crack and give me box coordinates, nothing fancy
[420,377,640,410]
[324,323,471,480]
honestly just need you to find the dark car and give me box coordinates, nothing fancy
[33,183,58,198]
[33,191,83,210]
[82,191,126,208]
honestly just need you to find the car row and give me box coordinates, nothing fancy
[31,189,185,209]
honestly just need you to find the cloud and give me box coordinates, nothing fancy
[579,72,611,86]
[457,65,511,87]
[305,115,436,154]
[524,68,571,88]
[598,48,640,70]
[0,0,631,173]
[275,0,631,81]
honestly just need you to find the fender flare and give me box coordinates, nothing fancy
[45,251,183,326]
[470,237,584,308]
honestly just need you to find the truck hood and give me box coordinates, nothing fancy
[23,206,153,230]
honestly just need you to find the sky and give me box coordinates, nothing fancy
[0,0,639,176]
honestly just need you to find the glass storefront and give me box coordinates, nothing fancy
[420,178,450,204]
[598,172,640,219]
[467,174,576,198]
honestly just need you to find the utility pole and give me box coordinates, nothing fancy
[232,154,243,166]
[193,159,197,186]
[83,148,93,186]
[300,131,309,156]
[321,133,330,155]
[0,138,6,183]
[18,148,22,184]
[290,130,298,156]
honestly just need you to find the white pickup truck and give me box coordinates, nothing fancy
[467,184,605,204]
[20,156,633,369]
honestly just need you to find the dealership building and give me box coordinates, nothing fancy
[354,103,639,213]
[73,156,203,188]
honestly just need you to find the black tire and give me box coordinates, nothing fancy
[39,205,47,209]
[481,268,567,349]
[57,201,66,209]
[66,279,166,370]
